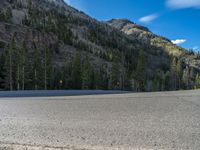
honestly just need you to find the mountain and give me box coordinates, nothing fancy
[0,0,200,91]
[107,19,200,69]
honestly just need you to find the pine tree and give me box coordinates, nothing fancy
[93,70,101,89]
[170,57,177,90]
[135,50,146,91]
[82,56,93,89]
[182,66,190,89]
[4,36,16,90]
[120,52,126,90]
[15,44,21,90]
[71,54,82,89]
[43,46,53,90]
[176,59,183,89]
[44,47,47,90]
[4,7,12,22]
[21,41,28,90]
[33,48,42,90]
[62,62,73,89]
[0,53,6,90]
[111,59,120,89]
[164,71,171,90]
[95,66,109,90]
[195,73,200,88]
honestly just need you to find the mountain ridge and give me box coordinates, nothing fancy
[107,19,150,32]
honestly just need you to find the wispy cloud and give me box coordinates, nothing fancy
[139,14,158,24]
[193,46,199,50]
[171,39,187,45]
[166,0,200,9]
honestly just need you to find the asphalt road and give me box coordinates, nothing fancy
[0,90,200,150]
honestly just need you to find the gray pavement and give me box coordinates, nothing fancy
[0,90,200,150]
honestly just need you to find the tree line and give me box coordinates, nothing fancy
[0,35,110,90]
[0,36,199,91]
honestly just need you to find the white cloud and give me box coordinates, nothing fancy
[139,14,158,24]
[171,39,187,45]
[193,46,199,50]
[166,0,200,9]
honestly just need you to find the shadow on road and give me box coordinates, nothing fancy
[0,90,130,98]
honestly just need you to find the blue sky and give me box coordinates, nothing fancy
[65,0,200,51]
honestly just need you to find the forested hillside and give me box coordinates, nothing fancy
[0,0,200,91]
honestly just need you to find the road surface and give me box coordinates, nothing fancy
[0,90,200,150]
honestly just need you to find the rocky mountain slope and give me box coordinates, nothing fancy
[107,19,200,70]
[0,0,200,91]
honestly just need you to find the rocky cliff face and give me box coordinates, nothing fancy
[0,0,199,91]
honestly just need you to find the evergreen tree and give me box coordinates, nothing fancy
[81,56,93,89]
[189,67,195,89]
[135,50,146,91]
[170,58,177,90]
[195,73,200,89]
[176,59,183,89]
[43,47,50,90]
[182,66,190,89]
[71,54,82,89]
[15,43,21,90]
[164,71,171,90]
[153,70,163,91]
[120,52,126,90]
[21,41,28,90]
[4,36,16,90]
[95,66,109,90]
[93,70,101,89]
[4,7,12,22]
[111,58,120,89]
[0,53,6,90]
[45,47,53,90]
[130,69,136,91]
[62,62,73,89]
[33,48,42,90]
